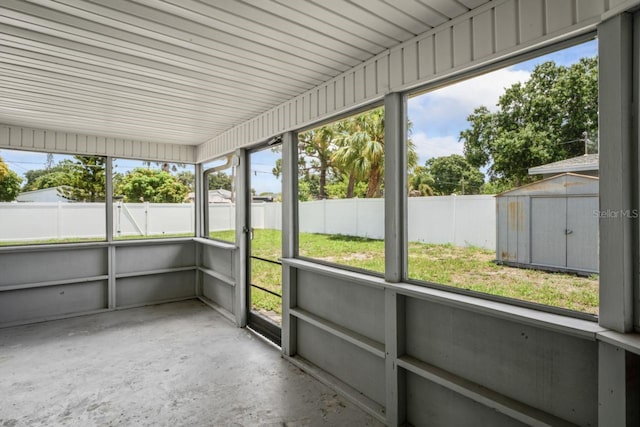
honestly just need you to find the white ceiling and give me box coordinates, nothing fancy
[0,0,490,146]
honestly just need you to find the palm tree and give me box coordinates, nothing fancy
[333,108,386,198]
[297,125,337,199]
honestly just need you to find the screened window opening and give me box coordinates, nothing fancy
[406,39,599,315]
[113,159,195,240]
[0,148,106,245]
[204,155,236,244]
[296,107,386,275]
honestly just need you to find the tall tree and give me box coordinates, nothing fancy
[0,156,22,202]
[175,171,196,191]
[115,168,189,203]
[21,156,105,201]
[460,57,598,187]
[424,154,484,195]
[297,126,337,199]
[22,166,68,191]
[333,108,386,198]
[58,156,106,202]
[207,171,232,191]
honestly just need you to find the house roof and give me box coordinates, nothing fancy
[528,154,599,175]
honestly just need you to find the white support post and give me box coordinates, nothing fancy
[194,162,202,238]
[598,13,635,332]
[384,92,407,426]
[281,131,298,357]
[384,92,407,282]
[235,149,248,327]
[105,156,116,309]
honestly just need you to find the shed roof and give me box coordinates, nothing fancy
[496,173,599,197]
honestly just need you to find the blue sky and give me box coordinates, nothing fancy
[2,39,597,194]
[408,38,598,165]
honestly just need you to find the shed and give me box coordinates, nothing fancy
[496,173,599,274]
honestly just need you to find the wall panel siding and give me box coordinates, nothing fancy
[406,373,525,427]
[546,0,576,34]
[495,1,519,51]
[296,320,386,406]
[453,19,473,65]
[0,281,108,325]
[472,9,495,60]
[296,269,385,344]
[519,0,546,43]
[202,275,234,313]
[0,124,196,162]
[418,36,436,79]
[404,298,598,426]
[115,242,195,275]
[200,244,235,279]
[115,270,195,307]
[0,247,107,287]
[197,0,607,161]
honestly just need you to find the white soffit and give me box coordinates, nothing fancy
[0,0,490,146]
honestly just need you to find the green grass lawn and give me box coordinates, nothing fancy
[211,229,599,317]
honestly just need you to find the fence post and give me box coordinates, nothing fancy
[451,194,457,246]
[57,201,63,239]
[144,201,149,236]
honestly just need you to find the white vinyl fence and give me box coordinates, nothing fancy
[0,196,496,249]
[0,202,195,241]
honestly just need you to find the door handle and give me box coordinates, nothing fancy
[243,226,254,240]
[565,229,573,235]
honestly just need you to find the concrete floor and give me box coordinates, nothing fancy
[0,300,383,427]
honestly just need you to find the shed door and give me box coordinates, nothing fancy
[566,197,599,272]
[531,197,566,268]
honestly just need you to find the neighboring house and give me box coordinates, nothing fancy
[188,189,233,203]
[16,186,73,203]
[528,153,599,178]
